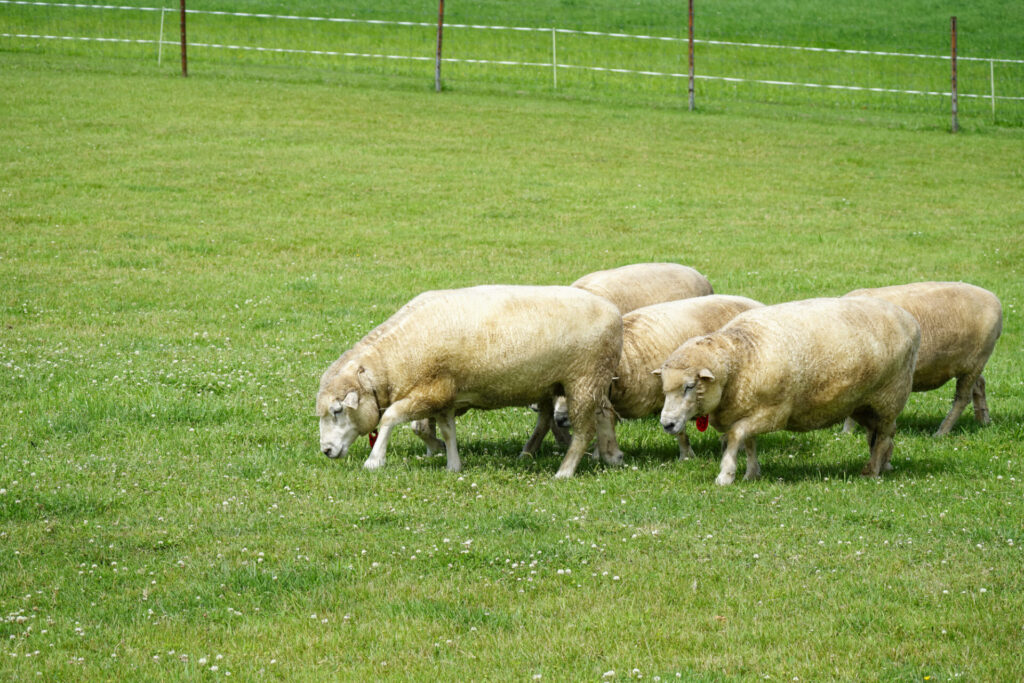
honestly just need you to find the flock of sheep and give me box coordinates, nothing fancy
[316,263,1002,484]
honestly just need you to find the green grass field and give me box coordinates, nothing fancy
[2,1,1024,680]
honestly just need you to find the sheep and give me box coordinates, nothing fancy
[657,297,921,485]
[842,282,1003,436]
[552,295,764,459]
[316,285,624,479]
[571,262,713,314]
[415,262,713,455]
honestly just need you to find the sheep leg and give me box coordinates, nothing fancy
[742,437,760,481]
[972,375,991,426]
[841,417,857,434]
[411,418,446,457]
[553,393,599,479]
[521,397,556,457]
[364,396,443,471]
[595,402,624,467]
[675,428,695,460]
[935,375,977,436]
[550,395,573,447]
[437,409,461,473]
[364,423,396,471]
[716,425,752,486]
[861,424,895,476]
[551,419,572,447]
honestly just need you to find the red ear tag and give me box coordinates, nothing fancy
[368,430,379,447]
[695,415,709,432]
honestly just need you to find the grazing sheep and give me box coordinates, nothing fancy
[516,261,714,452]
[657,297,921,485]
[317,285,623,479]
[571,262,713,314]
[552,295,764,459]
[843,282,1002,436]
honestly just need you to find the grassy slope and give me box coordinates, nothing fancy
[1,32,1024,683]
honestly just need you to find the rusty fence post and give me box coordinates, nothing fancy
[179,0,187,77]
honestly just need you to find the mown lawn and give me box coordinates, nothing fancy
[1,21,1023,682]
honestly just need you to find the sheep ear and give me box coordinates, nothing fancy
[341,391,359,410]
[651,368,662,377]
[699,368,715,381]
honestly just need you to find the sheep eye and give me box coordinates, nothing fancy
[684,382,696,392]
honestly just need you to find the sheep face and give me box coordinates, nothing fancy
[658,366,720,435]
[317,368,380,459]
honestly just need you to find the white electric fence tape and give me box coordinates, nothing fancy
[2,0,1022,101]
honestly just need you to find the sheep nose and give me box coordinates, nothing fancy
[661,420,679,435]
[322,446,335,458]
[555,416,571,429]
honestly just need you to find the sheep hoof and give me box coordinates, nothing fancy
[860,463,879,477]
[602,451,624,467]
[363,457,385,471]
[715,472,735,486]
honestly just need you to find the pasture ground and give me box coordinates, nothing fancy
[2,29,1024,682]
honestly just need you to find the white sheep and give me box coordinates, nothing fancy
[657,297,921,485]
[552,295,764,459]
[416,262,713,456]
[317,285,624,479]
[571,262,713,314]
[843,281,1002,436]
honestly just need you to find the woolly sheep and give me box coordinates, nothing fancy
[317,285,623,479]
[571,262,713,314]
[657,297,921,485]
[843,281,1002,436]
[517,261,714,452]
[552,295,764,459]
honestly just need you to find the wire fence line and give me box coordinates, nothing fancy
[3,0,1023,111]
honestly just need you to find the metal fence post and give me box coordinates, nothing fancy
[158,7,165,64]
[950,16,958,132]
[990,59,996,120]
[688,0,695,111]
[552,28,557,89]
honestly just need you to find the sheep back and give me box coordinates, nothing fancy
[571,262,713,314]
[844,281,1002,392]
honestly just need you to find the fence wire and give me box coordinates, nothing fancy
[2,1,1022,121]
